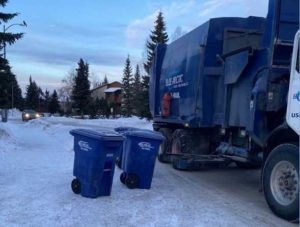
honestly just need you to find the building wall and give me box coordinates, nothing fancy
[91,81,123,101]
[91,85,107,100]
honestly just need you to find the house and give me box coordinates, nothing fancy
[91,81,122,115]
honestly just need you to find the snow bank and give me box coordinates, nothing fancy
[0,122,18,153]
[0,116,292,226]
[7,108,22,120]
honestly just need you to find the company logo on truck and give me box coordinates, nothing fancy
[293,91,300,101]
[165,74,189,88]
[291,113,300,118]
[138,142,153,151]
[78,140,92,151]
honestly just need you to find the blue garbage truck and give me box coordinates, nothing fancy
[150,0,299,221]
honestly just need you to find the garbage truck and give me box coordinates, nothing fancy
[149,0,299,221]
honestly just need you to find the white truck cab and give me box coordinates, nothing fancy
[287,30,300,135]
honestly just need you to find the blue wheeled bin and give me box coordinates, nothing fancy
[114,127,163,170]
[114,127,139,169]
[70,129,124,198]
[120,130,165,189]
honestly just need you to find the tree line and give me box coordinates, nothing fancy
[121,11,169,119]
[57,11,169,120]
[0,0,170,120]
[0,0,60,114]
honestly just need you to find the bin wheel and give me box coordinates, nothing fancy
[71,178,81,194]
[120,172,126,184]
[125,174,139,189]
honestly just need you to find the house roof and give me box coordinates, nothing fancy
[104,87,122,93]
[91,81,122,92]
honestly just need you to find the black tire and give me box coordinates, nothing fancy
[262,144,299,221]
[71,178,81,194]
[235,162,261,169]
[125,174,139,189]
[171,129,210,155]
[120,172,126,184]
[157,128,173,163]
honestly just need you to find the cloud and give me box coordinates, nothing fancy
[125,1,197,48]
[126,0,269,50]
[126,11,158,48]
[8,30,129,67]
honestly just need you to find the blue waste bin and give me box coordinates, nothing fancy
[114,127,140,169]
[70,129,124,198]
[120,130,165,189]
[114,127,162,170]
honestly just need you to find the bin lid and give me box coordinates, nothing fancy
[70,129,125,141]
[124,130,165,141]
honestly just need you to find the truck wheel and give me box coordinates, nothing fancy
[171,129,194,154]
[158,128,172,163]
[120,172,126,184]
[125,174,139,189]
[171,129,210,155]
[263,144,299,221]
[71,178,81,194]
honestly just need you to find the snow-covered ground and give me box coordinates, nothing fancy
[0,114,296,226]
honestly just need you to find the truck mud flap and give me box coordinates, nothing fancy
[171,154,231,171]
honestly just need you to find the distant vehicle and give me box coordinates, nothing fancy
[22,109,41,121]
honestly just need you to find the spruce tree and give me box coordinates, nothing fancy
[144,11,169,74]
[44,90,50,112]
[0,58,22,109]
[138,75,152,120]
[0,1,24,110]
[0,0,23,54]
[140,12,168,119]
[25,76,39,110]
[72,58,91,116]
[132,64,141,115]
[121,55,133,117]
[0,57,10,108]
[11,73,23,110]
[103,75,108,85]
[49,90,60,114]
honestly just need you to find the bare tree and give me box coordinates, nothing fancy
[58,69,76,113]
[90,71,101,89]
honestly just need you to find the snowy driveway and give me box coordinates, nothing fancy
[0,117,296,226]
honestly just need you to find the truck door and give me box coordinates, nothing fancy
[286,30,300,136]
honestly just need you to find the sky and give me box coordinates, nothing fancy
[4,0,269,92]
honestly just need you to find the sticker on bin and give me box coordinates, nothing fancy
[138,142,154,151]
[78,140,92,151]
